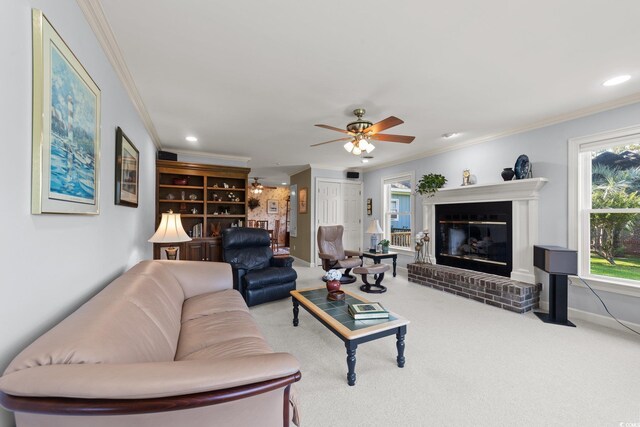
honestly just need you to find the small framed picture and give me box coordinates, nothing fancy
[267,199,278,214]
[115,127,139,207]
[298,187,308,214]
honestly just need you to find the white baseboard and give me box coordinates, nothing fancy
[538,301,640,334]
[290,256,312,267]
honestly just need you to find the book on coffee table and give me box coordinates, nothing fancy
[348,302,389,319]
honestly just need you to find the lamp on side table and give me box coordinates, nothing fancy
[366,219,383,253]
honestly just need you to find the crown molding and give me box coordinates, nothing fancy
[309,163,349,171]
[171,149,251,163]
[364,92,640,173]
[76,0,161,148]
[288,165,311,177]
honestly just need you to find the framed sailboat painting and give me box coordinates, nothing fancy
[31,9,101,214]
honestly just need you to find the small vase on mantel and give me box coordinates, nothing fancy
[501,168,515,181]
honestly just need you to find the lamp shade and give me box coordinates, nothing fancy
[366,219,383,234]
[148,211,192,243]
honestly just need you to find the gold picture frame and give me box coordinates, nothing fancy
[31,9,101,214]
[298,187,308,214]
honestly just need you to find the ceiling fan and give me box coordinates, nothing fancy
[249,177,276,195]
[311,108,415,155]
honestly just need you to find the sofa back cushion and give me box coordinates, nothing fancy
[4,262,184,375]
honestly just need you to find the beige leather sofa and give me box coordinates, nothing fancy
[0,260,301,426]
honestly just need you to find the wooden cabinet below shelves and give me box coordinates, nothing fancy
[153,238,222,262]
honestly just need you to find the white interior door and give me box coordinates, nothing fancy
[342,183,362,252]
[315,180,362,265]
[316,181,341,226]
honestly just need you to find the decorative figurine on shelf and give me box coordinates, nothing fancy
[166,193,175,200]
[462,169,471,186]
[189,193,197,200]
[190,207,198,214]
[228,193,235,200]
[179,202,187,214]
[223,183,229,189]
[210,223,221,237]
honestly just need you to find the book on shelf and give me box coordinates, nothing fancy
[348,302,389,320]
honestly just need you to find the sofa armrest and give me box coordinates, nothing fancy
[344,250,362,257]
[157,261,233,299]
[270,256,294,268]
[0,353,300,400]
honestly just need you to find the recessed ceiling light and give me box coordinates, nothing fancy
[603,75,631,87]
[442,133,460,139]
[281,182,287,185]
[185,136,198,142]
[361,155,374,163]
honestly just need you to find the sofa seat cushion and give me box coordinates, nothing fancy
[181,289,248,324]
[243,267,297,290]
[176,310,265,360]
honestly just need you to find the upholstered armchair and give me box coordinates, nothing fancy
[317,225,362,284]
[222,227,297,306]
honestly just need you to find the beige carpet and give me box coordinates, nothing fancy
[250,265,640,427]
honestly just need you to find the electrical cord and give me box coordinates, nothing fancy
[572,276,640,336]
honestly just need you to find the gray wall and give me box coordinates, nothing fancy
[0,1,156,425]
[364,101,640,325]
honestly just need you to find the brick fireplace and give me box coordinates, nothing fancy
[409,178,548,313]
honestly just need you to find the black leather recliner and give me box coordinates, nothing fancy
[222,227,297,307]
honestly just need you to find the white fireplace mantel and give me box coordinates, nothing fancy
[421,178,548,284]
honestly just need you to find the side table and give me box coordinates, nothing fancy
[359,251,398,277]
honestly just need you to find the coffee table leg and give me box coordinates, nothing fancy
[393,255,397,277]
[396,326,406,368]
[292,299,299,327]
[345,341,357,386]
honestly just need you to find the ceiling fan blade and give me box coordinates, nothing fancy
[369,133,415,143]
[315,124,353,134]
[310,137,352,147]
[362,116,404,134]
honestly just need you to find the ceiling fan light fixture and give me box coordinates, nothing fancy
[344,141,354,152]
[352,146,362,155]
[359,138,369,150]
[365,143,375,153]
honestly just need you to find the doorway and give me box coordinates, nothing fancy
[315,179,363,266]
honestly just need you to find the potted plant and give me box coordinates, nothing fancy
[379,239,390,254]
[416,173,447,197]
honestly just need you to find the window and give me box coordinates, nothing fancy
[569,126,640,287]
[382,173,414,250]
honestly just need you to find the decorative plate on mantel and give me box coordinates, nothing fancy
[514,154,530,179]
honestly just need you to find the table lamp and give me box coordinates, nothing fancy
[366,219,383,253]
[148,210,192,260]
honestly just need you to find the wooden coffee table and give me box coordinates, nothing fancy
[290,287,409,386]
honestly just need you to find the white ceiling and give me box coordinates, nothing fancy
[95,0,640,185]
